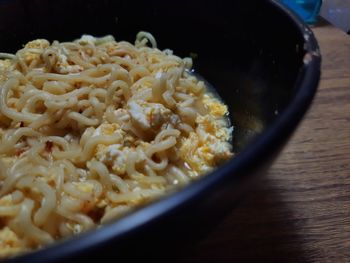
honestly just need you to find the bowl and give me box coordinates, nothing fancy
[0,0,320,262]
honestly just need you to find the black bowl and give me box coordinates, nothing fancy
[0,0,320,262]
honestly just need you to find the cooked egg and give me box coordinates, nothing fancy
[93,123,121,137]
[55,50,83,74]
[128,100,150,129]
[74,182,94,194]
[22,39,50,63]
[203,94,228,117]
[0,227,26,258]
[128,100,172,131]
[24,39,50,49]
[95,144,127,176]
[0,59,11,71]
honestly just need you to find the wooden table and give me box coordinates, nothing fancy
[180,23,350,262]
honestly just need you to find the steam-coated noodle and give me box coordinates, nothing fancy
[0,32,233,257]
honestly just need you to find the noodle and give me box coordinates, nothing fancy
[0,32,233,257]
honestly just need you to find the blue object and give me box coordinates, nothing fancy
[281,0,322,24]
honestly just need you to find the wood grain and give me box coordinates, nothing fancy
[178,23,350,262]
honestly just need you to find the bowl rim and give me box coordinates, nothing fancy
[6,1,321,262]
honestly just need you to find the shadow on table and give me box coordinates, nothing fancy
[175,177,308,263]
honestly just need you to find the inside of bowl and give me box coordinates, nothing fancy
[0,0,306,153]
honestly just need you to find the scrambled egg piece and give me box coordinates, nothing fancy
[178,101,232,174]
[93,123,129,176]
[128,100,172,130]
[24,39,50,49]
[96,144,127,176]
[0,227,26,258]
[22,39,50,63]
[0,59,12,71]
[55,49,83,74]
[203,94,228,118]
[179,132,232,174]
[22,39,83,73]
[74,181,94,194]
[92,123,122,137]
[196,115,231,141]
[179,132,209,174]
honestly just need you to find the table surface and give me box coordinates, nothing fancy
[179,23,350,262]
